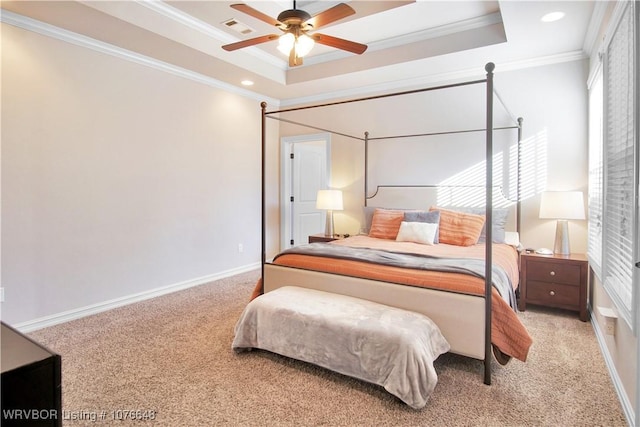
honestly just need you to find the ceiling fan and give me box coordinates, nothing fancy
[221,1,368,67]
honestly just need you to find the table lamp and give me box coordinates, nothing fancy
[539,191,585,255]
[316,189,343,237]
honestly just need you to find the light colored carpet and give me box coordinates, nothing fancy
[29,270,627,426]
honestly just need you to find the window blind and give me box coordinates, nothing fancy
[602,0,637,327]
[588,72,603,278]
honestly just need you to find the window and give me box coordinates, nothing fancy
[601,0,638,330]
[588,71,603,277]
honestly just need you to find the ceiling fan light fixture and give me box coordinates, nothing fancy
[277,33,295,55]
[296,34,315,57]
[277,32,315,58]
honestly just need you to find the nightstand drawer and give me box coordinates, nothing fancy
[526,281,580,307]
[525,260,581,286]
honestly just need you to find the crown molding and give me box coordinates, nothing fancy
[280,50,588,107]
[135,0,234,43]
[582,0,610,57]
[134,0,285,70]
[304,12,503,67]
[2,8,590,111]
[496,50,588,73]
[141,1,503,72]
[1,10,280,107]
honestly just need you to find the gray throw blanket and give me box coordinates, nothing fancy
[233,286,451,409]
[276,243,517,310]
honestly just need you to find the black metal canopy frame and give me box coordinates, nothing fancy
[260,62,523,385]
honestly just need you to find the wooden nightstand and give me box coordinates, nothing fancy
[519,252,589,321]
[308,233,344,243]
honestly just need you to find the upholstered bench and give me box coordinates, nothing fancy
[232,286,450,409]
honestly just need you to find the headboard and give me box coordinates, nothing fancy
[365,185,519,232]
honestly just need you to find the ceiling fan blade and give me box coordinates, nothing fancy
[230,3,282,27]
[222,34,279,51]
[311,33,367,55]
[305,3,355,29]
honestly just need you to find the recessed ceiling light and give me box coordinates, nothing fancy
[241,80,254,86]
[541,11,565,23]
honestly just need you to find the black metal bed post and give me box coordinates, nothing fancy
[364,131,369,207]
[261,102,267,283]
[517,117,524,234]
[484,62,495,386]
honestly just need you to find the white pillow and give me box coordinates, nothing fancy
[395,221,438,245]
[504,231,521,247]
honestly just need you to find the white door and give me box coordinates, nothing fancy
[281,134,330,249]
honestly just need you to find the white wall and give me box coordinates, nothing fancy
[491,60,589,253]
[1,23,278,326]
[280,60,589,254]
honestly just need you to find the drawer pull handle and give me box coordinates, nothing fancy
[550,271,556,276]
[549,290,556,296]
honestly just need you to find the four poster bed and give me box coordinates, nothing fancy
[246,63,532,388]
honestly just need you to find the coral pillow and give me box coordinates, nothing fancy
[369,208,405,239]
[441,206,509,243]
[429,206,486,246]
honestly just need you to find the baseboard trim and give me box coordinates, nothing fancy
[591,309,634,426]
[14,263,260,334]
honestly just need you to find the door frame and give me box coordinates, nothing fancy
[280,133,332,250]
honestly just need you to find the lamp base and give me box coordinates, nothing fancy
[553,219,570,255]
[324,210,334,237]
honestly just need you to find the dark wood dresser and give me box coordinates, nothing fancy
[519,252,589,321]
[1,322,62,426]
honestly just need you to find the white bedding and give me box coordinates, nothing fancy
[232,286,450,409]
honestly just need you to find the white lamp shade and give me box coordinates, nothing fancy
[316,190,343,211]
[296,34,315,57]
[277,33,315,58]
[277,33,295,56]
[539,191,585,220]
